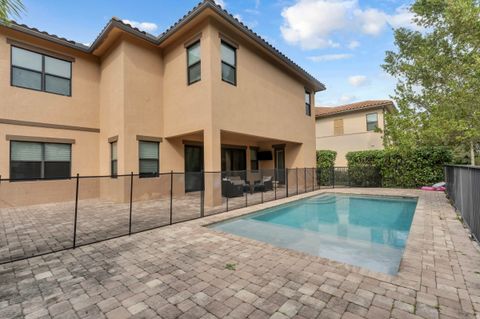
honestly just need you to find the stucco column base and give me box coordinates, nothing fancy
[204,128,222,207]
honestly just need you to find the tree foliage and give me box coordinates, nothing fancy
[383,0,480,164]
[316,150,336,186]
[346,147,452,188]
[0,0,25,23]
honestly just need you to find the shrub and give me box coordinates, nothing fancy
[346,147,452,188]
[316,150,336,186]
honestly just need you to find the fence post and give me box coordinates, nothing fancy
[169,170,173,225]
[274,169,277,200]
[245,172,248,207]
[286,168,289,197]
[260,170,264,203]
[72,173,79,249]
[312,168,315,191]
[200,171,205,217]
[128,172,133,235]
[296,168,299,195]
[332,167,335,188]
[304,168,307,193]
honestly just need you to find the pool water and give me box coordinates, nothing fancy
[210,193,417,274]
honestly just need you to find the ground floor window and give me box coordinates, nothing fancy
[10,141,71,180]
[221,147,246,171]
[139,141,159,177]
[250,148,259,170]
[110,141,117,177]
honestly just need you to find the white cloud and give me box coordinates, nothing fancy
[122,19,158,32]
[307,53,353,62]
[354,8,387,35]
[348,75,368,87]
[280,0,420,50]
[348,40,360,49]
[388,5,422,31]
[280,0,354,49]
[214,0,226,8]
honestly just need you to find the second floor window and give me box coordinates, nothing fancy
[139,141,159,177]
[10,141,71,180]
[305,91,311,116]
[11,46,72,96]
[187,41,201,84]
[110,141,117,177]
[221,41,236,85]
[366,113,378,131]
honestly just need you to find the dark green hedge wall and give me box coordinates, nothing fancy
[316,150,336,185]
[346,147,452,188]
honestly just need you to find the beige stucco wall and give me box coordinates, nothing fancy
[209,19,316,170]
[0,30,101,179]
[0,14,320,206]
[316,108,385,166]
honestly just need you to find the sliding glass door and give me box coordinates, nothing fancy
[184,145,203,192]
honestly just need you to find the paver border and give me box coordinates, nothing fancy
[183,189,427,284]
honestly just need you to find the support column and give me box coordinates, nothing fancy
[204,128,222,207]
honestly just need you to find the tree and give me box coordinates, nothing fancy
[0,0,25,23]
[383,0,480,165]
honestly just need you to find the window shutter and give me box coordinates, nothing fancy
[12,47,42,71]
[111,142,117,160]
[44,143,71,161]
[45,56,71,78]
[140,160,158,173]
[11,141,42,161]
[139,141,158,159]
[333,119,344,136]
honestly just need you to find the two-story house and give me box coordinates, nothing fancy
[315,100,394,166]
[0,0,325,206]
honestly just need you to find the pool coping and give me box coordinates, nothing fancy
[184,188,427,287]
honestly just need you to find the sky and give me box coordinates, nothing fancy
[15,0,420,106]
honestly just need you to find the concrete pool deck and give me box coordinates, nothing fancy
[0,188,479,318]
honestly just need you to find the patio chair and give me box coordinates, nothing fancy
[229,175,250,193]
[221,178,244,197]
[253,176,273,192]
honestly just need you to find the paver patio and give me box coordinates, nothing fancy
[0,187,289,263]
[0,188,479,319]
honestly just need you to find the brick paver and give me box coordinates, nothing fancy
[0,188,479,319]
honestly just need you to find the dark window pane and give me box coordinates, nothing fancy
[45,75,71,96]
[111,160,118,176]
[10,161,42,180]
[222,63,235,84]
[140,159,158,175]
[188,63,201,84]
[12,67,42,90]
[367,122,377,131]
[44,162,71,179]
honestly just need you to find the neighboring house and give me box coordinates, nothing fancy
[0,0,324,206]
[315,100,394,166]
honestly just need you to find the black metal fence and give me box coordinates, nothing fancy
[0,166,381,264]
[445,165,480,241]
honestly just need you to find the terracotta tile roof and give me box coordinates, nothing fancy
[1,0,325,91]
[315,100,394,118]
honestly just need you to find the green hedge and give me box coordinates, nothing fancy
[316,150,336,185]
[346,147,452,188]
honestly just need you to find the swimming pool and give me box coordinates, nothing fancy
[209,193,417,274]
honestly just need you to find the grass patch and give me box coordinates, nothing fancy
[225,263,236,271]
